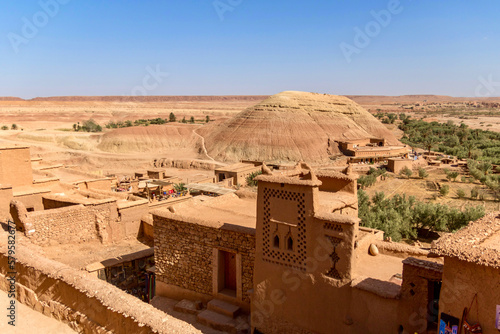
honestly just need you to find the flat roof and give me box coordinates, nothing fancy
[154,193,256,231]
[350,146,408,152]
[215,162,260,173]
[86,247,154,272]
[431,212,500,269]
[316,191,358,213]
[185,183,236,195]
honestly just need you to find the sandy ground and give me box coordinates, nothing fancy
[0,290,76,333]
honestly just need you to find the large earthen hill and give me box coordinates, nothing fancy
[199,91,403,162]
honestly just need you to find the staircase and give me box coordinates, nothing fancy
[174,298,250,334]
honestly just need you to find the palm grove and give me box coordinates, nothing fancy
[358,113,499,241]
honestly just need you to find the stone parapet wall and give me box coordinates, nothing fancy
[154,215,255,302]
[0,244,200,333]
[10,200,121,246]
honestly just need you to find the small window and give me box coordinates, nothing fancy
[26,207,34,212]
[273,235,280,248]
[287,237,293,251]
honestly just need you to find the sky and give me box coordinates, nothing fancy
[0,0,499,99]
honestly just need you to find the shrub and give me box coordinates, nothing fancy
[470,187,479,199]
[440,184,450,196]
[80,119,102,132]
[169,112,176,122]
[456,189,465,199]
[400,166,413,179]
[173,183,186,192]
[418,168,428,179]
[445,170,459,182]
[246,171,262,187]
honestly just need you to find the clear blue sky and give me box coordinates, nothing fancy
[0,1,499,99]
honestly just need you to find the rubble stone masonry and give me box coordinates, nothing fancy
[154,215,255,302]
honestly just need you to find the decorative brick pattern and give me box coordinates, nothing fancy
[325,235,342,279]
[262,188,306,271]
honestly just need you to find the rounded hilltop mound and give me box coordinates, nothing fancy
[199,91,402,162]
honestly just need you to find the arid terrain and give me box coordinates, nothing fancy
[0,93,499,180]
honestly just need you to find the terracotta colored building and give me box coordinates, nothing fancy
[214,162,262,187]
[431,213,500,333]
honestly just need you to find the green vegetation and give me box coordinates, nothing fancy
[418,167,428,179]
[358,189,485,241]
[445,170,459,182]
[11,124,18,130]
[73,119,102,132]
[205,115,210,123]
[357,168,386,189]
[105,114,205,129]
[169,112,176,122]
[399,166,413,179]
[439,184,450,197]
[173,183,187,192]
[1,126,8,130]
[246,171,263,187]
[106,117,168,129]
[397,118,500,164]
[468,160,500,201]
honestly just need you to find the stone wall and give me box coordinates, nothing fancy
[154,214,255,303]
[0,244,200,333]
[10,200,119,246]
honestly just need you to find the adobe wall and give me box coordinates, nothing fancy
[140,216,154,240]
[42,196,77,209]
[0,244,199,333]
[388,159,413,174]
[75,178,112,191]
[154,215,255,304]
[14,191,47,211]
[0,186,13,219]
[398,258,443,334]
[117,200,149,238]
[253,181,366,333]
[317,176,356,194]
[0,147,33,187]
[252,178,438,333]
[235,166,261,186]
[438,257,500,333]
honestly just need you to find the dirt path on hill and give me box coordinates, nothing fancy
[192,128,215,162]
